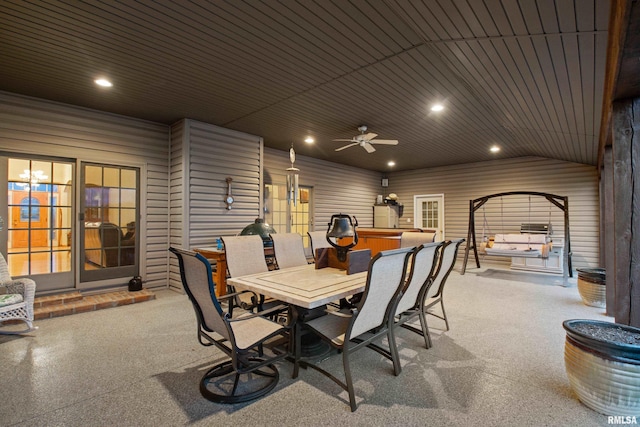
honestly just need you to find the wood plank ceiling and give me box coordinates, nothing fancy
[0,0,609,172]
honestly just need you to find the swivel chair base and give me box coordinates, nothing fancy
[200,357,279,403]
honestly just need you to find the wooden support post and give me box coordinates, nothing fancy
[603,146,615,317]
[612,98,640,327]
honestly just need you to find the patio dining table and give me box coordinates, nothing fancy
[227,264,368,358]
[226,264,367,310]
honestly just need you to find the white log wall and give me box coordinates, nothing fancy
[387,156,599,270]
[0,91,170,289]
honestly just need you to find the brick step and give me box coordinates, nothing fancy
[33,289,156,320]
[34,292,84,308]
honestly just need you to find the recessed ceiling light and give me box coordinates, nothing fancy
[387,161,396,167]
[430,104,444,112]
[94,78,113,87]
[490,145,500,153]
[304,137,314,143]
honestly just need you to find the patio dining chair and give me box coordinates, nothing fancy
[0,252,37,334]
[270,233,309,269]
[422,238,465,346]
[394,241,443,349]
[400,231,436,248]
[307,230,334,262]
[222,235,273,312]
[169,247,290,403]
[292,246,414,411]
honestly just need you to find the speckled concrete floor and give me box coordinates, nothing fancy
[0,266,612,426]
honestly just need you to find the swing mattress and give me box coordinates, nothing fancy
[486,234,547,257]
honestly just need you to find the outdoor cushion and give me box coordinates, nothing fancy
[0,293,23,307]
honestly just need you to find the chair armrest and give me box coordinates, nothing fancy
[225,304,289,323]
[0,278,36,299]
[218,289,257,302]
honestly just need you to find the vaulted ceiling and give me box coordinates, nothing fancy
[0,0,609,172]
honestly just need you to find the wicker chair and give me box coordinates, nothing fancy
[0,252,37,334]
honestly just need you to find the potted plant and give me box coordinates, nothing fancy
[563,319,640,416]
[576,268,606,308]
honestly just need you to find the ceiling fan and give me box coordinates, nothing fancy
[333,125,399,153]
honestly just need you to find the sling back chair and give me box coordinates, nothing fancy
[222,235,277,313]
[270,233,309,269]
[292,246,414,411]
[307,230,334,262]
[422,238,465,346]
[170,247,290,403]
[400,231,436,248]
[394,241,443,349]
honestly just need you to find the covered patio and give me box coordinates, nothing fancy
[1,266,610,426]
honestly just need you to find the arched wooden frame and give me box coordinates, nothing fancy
[461,191,572,278]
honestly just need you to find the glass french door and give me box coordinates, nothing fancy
[1,157,141,291]
[0,156,74,292]
[414,194,445,241]
[264,184,313,255]
[80,163,139,283]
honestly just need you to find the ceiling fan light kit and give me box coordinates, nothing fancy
[333,125,399,153]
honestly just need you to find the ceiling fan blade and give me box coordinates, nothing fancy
[363,142,376,153]
[370,139,399,145]
[361,132,378,141]
[335,142,359,151]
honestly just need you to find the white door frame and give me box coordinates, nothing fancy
[413,194,445,240]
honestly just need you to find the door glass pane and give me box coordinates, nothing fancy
[264,184,312,250]
[121,169,136,188]
[421,200,440,229]
[6,158,73,275]
[85,166,103,186]
[264,184,286,234]
[80,163,139,282]
[291,188,310,249]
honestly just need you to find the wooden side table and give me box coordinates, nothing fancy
[193,248,228,297]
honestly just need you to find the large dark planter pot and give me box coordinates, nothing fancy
[563,319,640,416]
[576,268,606,308]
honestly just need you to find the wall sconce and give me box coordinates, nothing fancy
[286,146,299,206]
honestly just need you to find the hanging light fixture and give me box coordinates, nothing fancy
[18,169,48,188]
[286,144,299,206]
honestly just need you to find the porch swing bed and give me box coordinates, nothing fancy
[485,233,550,258]
[462,191,572,279]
